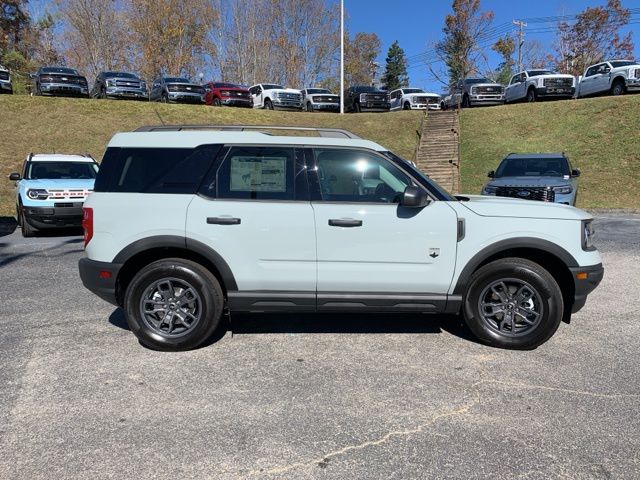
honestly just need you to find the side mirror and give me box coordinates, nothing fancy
[487,170,495,178]
[400,186,429,208]
[9,172,21,181]
[604,67,611,74]
[571,168,581,177]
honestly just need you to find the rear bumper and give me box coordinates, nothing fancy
[23,205,83,229]
[570,263,604,313]
[78,258,122,306]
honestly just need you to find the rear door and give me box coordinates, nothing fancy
[308,147,458,311]
[186,145,316,310]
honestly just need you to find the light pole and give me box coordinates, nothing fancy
[340,0,344,114]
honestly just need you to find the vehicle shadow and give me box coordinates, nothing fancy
[108,308,480,348]
[0,237,84,268]
[0,217,17,237]
[33,227,84,238]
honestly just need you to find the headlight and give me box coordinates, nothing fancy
[27,188,48,200]
[483,185,497,195]
[106,79,115,87]
[582,220,596,251]
[553,185,573,194]
[140,81,147,91]
[412,96,418,102]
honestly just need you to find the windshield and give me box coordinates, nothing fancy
[610,60,638,68]
[105,71,138,79]
[356,86,384,93]
[527,70,555,76]
[465,78,491,84]
[42,67,78,75]
[381,151,455,201]
[164,77,190,83]
[27,162,98,180]
[214,83,239,88]
[262,84,284,90]
[495,157,570,178]
[403,88,424,94]
[307,88,331,94]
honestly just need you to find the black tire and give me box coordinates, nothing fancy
[265,99,274,110]
[526,88,537,103]
[463,258,564,350]
[462,95,471,108]
[307,102,314,112]
[124,258,224,351]
[213,98,221,106]
[161,93,168,103]
[610,80,625,96]
[100,88,107,99]
[403,102,411,110]
[354,101,361,113]
[20,210,37,238]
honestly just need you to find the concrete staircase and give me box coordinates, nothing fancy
[414,111,460,194]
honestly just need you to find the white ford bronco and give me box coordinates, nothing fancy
[79,125,603,351]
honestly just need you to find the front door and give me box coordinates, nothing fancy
[186,145,316,310]
[308,147,458,311]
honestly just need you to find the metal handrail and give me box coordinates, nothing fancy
[133,124,361,139]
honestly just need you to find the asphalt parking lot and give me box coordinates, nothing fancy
[1,213,639,480]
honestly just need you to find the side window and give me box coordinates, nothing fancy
[510,75,519,85]
[94,146,220,193]
[313,148,411,203]
[205,146,303,201]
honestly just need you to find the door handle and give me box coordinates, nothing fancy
[328,218,362,228]
[207,217,241,225]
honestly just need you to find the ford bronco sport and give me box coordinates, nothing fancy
[78,125,603,351]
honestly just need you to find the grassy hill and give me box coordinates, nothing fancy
[460,94,640,209]
[1,94,638,216]
[0,96,423,216]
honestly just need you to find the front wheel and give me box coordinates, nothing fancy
[124,258,225,351]
[526,88,537,102]
[463,258,563,350]
[462,95,470,108]
[611,80,625,96]
[264,99,273,110]
[20,210,37,237]
[213,98,221,106]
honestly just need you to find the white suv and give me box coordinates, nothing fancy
[79,125,603,351]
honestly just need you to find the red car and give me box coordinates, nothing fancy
[204,82,253,108]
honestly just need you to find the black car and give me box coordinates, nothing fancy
[344,85,390,112]
[31,66,89,97]
[91,71,148,100]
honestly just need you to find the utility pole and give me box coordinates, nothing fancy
[513,19,527,72]
[340,0,344,114]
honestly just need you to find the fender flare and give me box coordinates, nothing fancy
[452,237,578,295]
[113,235,238,292]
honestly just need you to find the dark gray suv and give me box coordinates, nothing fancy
[91,71,148,100]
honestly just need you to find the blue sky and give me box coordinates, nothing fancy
[341,0,640,92]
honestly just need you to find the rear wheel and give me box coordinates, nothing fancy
[463,258,563,349]
[124,258,224,351]
[611,80,625,96]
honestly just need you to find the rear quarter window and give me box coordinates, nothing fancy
[94,146,221,193]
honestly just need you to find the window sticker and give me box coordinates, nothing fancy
[229,156,287,192]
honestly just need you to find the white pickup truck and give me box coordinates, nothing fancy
[249,83,303,110]
[505,70,575,103]
[578,60,640,97]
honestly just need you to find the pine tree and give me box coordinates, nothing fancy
[382,41,408,91]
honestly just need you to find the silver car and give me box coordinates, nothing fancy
[482,153,581,205]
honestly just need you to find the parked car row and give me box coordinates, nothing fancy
[441,59,640,110]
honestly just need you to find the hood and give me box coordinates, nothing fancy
[273,88,301,94]
[470,82,503,88]
[529,73,574,79]
[23,178,95,189]
[486,176,573,188]
[458,195,589,220]
[167,80,201,87]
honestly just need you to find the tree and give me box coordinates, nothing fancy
[382,40,408,91]
[344,32,381,88]
[551,0,634,75]
[435,0,495,89]
[492,34,515,84]
[1,0,30,53]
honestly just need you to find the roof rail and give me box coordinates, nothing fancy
[133,124,361,139]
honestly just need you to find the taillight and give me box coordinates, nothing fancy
[82,207,93,247]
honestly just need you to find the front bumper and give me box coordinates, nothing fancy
[79,258,122,306]
[23,205,84,229]
[272,99,303,110]
[535,86,575,98]
[469,95,505,105]
[168,92,204,103]
[220,97,253,107]
[310,102,340,111]
[40,83,88,96]
[626,78,640,91]
[360,102,390,112]
[105,87,148,99]
[570,263,604,313]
